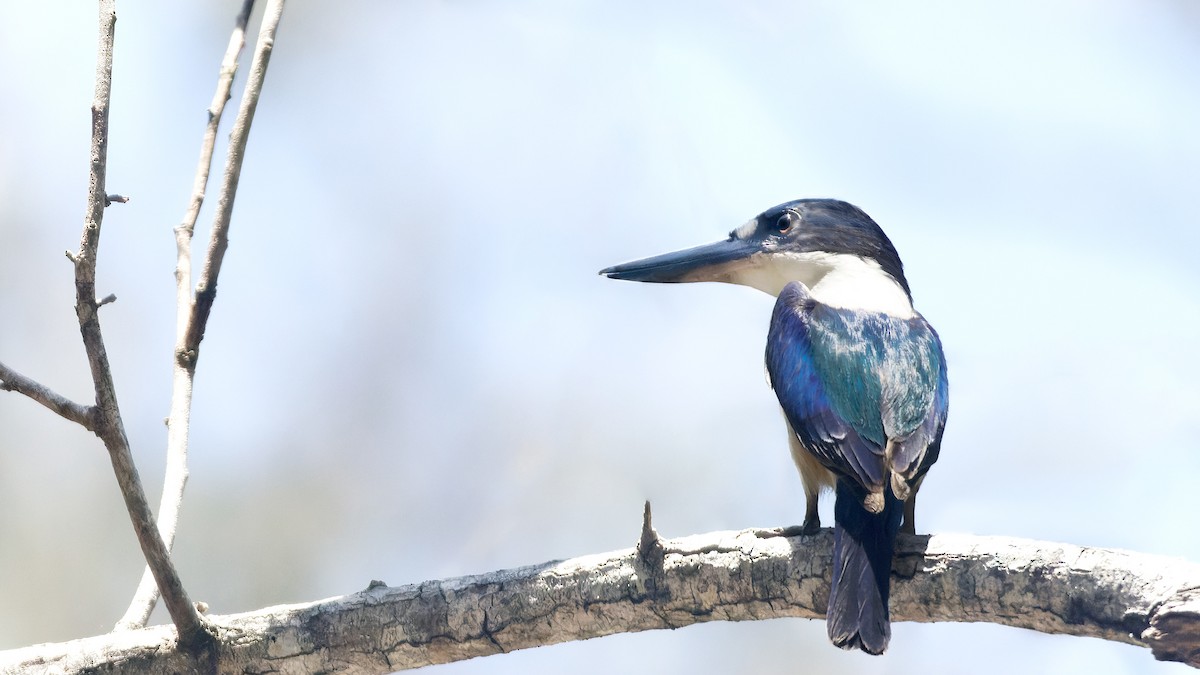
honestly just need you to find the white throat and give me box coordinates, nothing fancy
[732,251,915,318]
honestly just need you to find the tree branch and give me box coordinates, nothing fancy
[0,360,97,430]
[182,0,284,358]
[4,528,1198,673]
[115,0,259,632]
[69,0,210,652]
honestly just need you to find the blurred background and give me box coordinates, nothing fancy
[2,1,1198,673]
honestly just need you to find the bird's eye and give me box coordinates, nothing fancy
[775,210,799,234]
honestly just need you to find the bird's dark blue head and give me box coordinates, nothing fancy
[601,199,914,315]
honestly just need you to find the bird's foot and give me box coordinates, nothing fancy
[800,514,821,535]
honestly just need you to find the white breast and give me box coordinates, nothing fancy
[731,251,915,319]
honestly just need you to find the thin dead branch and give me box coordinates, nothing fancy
[183,0,285,357]
[0,361,96,430]
[115,0,259,632]
[68,0,210,652]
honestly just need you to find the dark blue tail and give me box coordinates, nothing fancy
[827,477,904,655]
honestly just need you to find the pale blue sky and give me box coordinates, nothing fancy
[1,2,1198,673]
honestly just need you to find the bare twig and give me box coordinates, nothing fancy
[115,0,258,632]
[183,0,286,355]
[70,0,210,652]
[0,361,97,430]
[3,530,1199,673]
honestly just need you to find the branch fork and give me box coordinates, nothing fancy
[0,0,285,651]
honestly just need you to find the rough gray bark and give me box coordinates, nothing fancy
[3,527,1198,674]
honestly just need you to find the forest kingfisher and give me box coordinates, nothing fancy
[599,198,949,654]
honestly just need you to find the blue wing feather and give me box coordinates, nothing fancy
[766,280,948,655]
[766,282,947,491]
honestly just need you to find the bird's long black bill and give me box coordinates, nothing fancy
[599,238,757,283]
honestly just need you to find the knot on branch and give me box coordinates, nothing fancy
[175,348,198,369]
[1144,587,1200,668]
[176,618,220,662]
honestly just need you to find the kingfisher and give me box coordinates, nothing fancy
[600,198,948,654]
